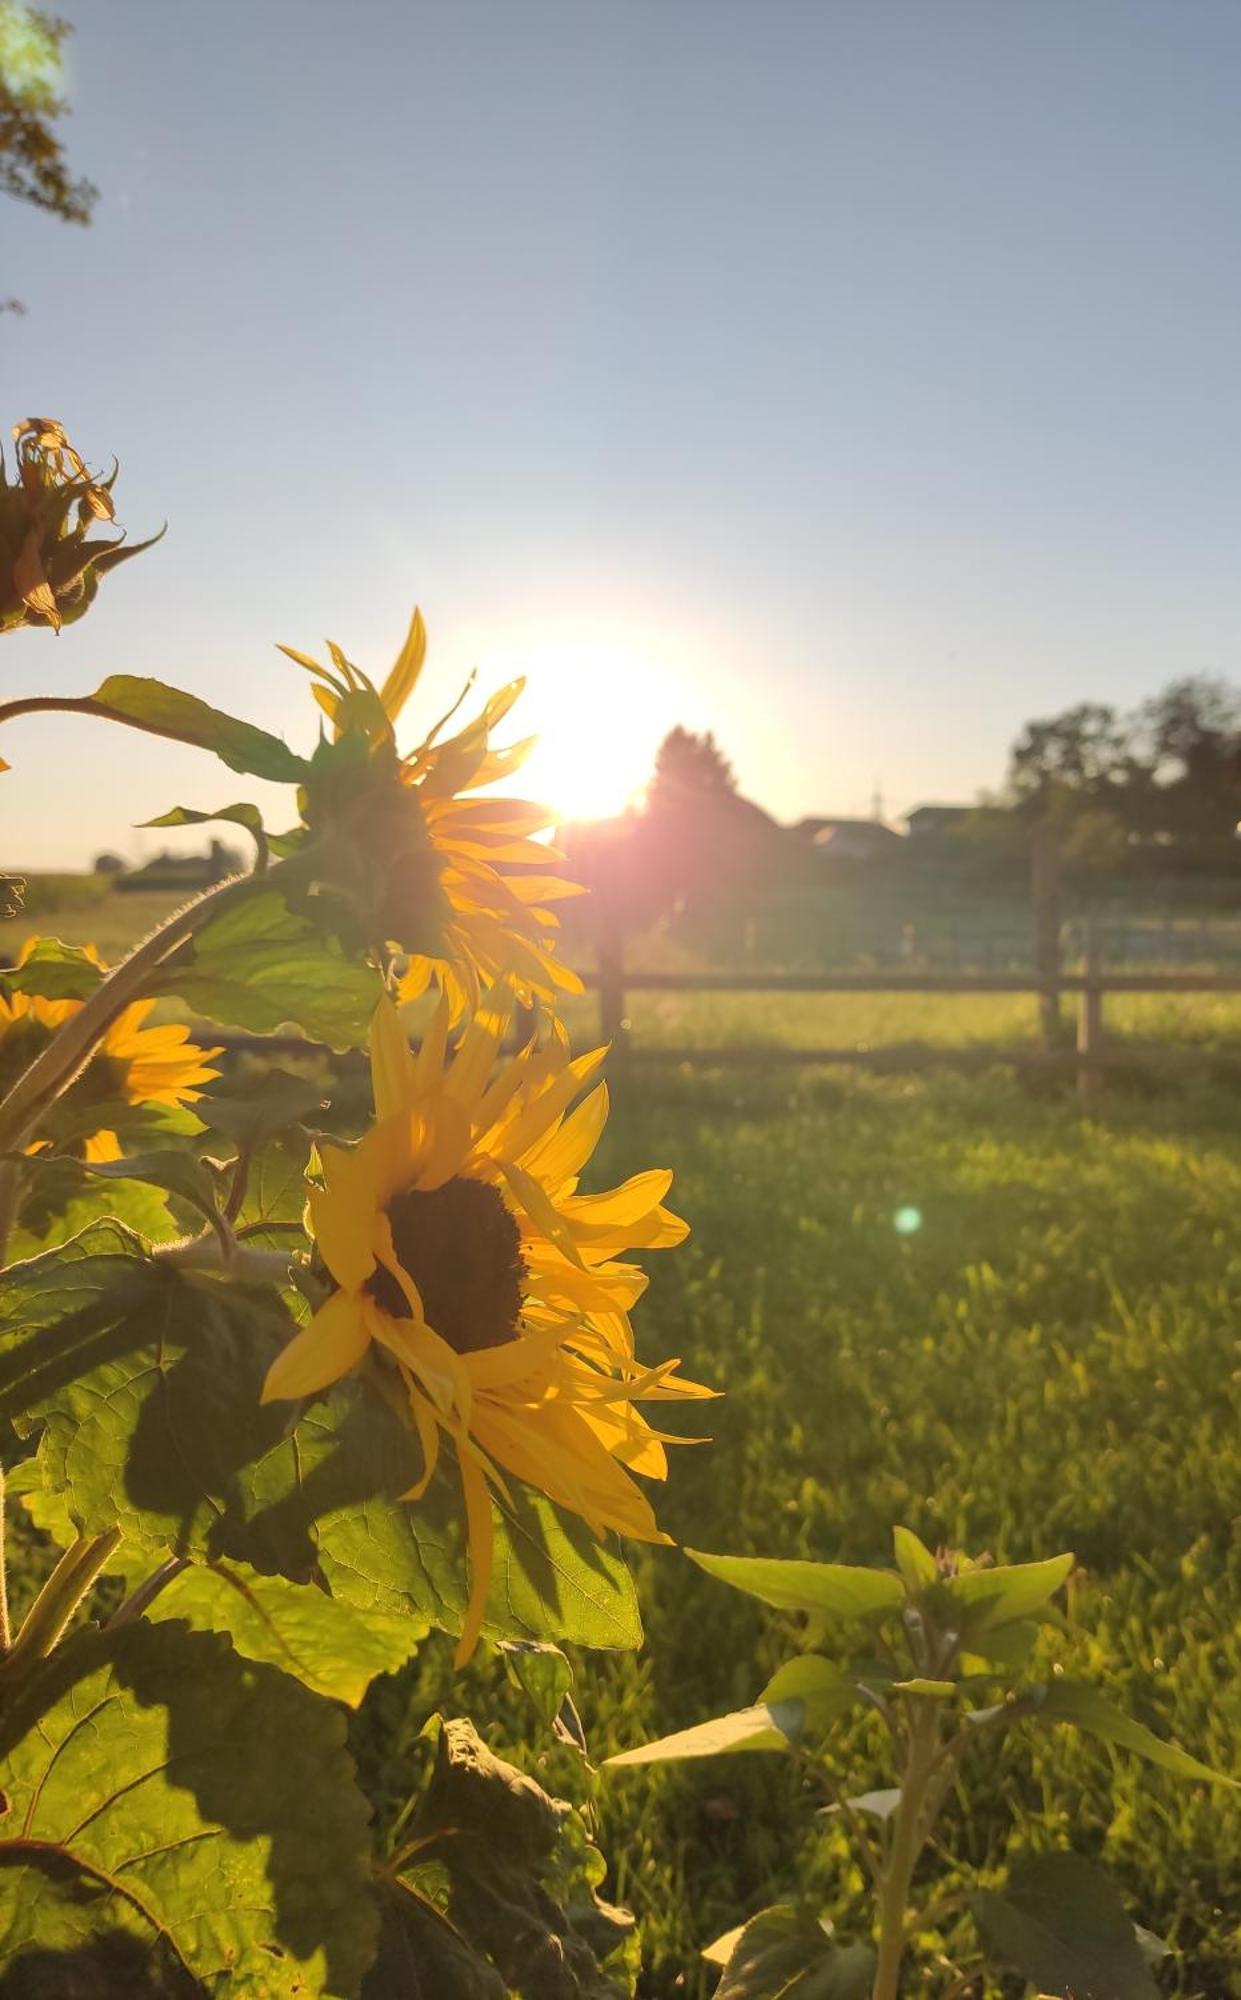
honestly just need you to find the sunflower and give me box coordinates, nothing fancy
[262,989,712,1664]
[0,940,221,1160]
[284,609,584,1022]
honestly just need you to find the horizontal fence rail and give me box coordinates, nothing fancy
[577,945,1241,1095]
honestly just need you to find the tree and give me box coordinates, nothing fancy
[1,3,95,311]
[1136,675,1241,838]
[649,726,736,806]
[1008,702,1131,807]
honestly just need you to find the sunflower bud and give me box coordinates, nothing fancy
[0,418,162,635]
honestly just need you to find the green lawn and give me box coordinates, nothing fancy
[567,1031,1241,1995]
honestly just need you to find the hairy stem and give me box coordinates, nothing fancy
[0,1466,10,1656]
[0,1529,122,1681]
[872,1705,941,2000]
[0,866,271,1157]
[153,1233,294,1284]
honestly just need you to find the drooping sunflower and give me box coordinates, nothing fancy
[0,940,221,1159]
[262,989,712,1664]
[285,610,584,1022]
[0,418,160,636]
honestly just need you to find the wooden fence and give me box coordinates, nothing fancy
[584,936,1241,1095]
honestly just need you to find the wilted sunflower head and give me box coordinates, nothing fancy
[287,609,585,1022]
[263,988,713,1664]
[0,418,162,636]
[0,938,221,1159]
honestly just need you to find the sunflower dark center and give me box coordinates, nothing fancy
[368,1176,524,1354]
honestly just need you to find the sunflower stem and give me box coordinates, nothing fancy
[0,866,281,1158]
[871,1703,941,2000]
[0,1466,11,1657]
[106,1555,189,1630]
[153,1232,294,1284]
[0,1529,122,1684]
[0,1156,23,1269]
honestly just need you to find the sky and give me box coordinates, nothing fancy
[4,0,1241,866]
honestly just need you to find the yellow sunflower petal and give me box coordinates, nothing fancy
[379,605,427,725]
[261,1289,371,1403]
[307,1184,375,1292]
[453,1444,497,1667]
[370,996,418,1121]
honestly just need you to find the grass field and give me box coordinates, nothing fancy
[565,1017,1241,1996]
[10,884,1241,1992]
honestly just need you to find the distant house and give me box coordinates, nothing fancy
[794,817,904,862]
[904,804,977,840]
[117,839,242,892]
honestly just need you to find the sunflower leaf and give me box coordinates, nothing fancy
[939,1553,1074,1635]
[367,1718,634,2000]
[0,1224,641,1654]
[686,1549,904,1622]
[0,936,103,1002]
[974,1851,1159,1999]
[155,889,383,1046]
[125,1557,429,1705]
[1024,1680,1238,1786]
[90,674,308,783]
[74,1148,226,1229]
[708,1904,875,1999]
[0,1620,377,1995]
[144,801,269,870]
[606,1705,795,1767]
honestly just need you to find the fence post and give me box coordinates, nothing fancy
[598,924,629,1065]
[1077,918,1104,1099]
[1030,818,1062,1051]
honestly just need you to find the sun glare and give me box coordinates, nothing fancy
[476,639,689,826]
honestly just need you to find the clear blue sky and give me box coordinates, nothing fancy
[5,0,1241,864]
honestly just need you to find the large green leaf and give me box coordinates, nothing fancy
[10,1472,407,1711]
[132,1558,428,1707]
[974,1851,1159,1999]
[0,1620,376,1995]
[0,1225,640,1654]
[90,675,308,784]
[155,890,381,1045]
[1028,1680,1237,1787]
[686,1549,903,1621]
[708,1905,875,2000]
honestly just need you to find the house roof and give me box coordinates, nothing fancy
[794,816,902,841]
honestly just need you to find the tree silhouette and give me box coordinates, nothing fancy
[1,3,96,311]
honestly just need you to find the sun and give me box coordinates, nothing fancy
[474,639,686,826]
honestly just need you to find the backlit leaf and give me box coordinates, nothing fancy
[0,1620,376,1995]
[605,1705,793,1767]
[91,674,308,784]
[155,889,382,1045]
[940,1553,1074,1635]
[686,1549,903,1621]
[0,936,103,1002]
